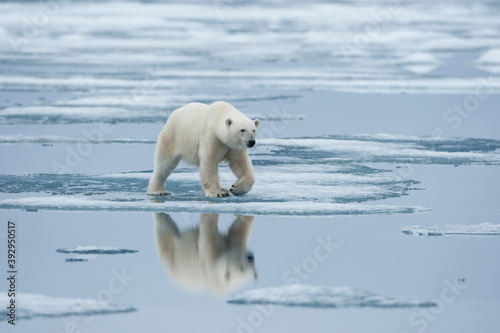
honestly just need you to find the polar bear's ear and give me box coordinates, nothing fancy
[254,119,260,128]
[226,118,232,127]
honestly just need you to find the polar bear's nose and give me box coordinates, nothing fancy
[247,140,256,148]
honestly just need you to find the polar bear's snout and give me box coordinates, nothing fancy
[247,139,256,148]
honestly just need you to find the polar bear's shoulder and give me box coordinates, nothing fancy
[174,102,209,114]
[210,101,234,110]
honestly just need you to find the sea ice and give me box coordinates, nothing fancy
[402,223,500,237]
[0,292,135,321]
[227,284,436,308]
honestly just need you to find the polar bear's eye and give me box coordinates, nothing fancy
[252,130,256,133]
[240,129,245,132]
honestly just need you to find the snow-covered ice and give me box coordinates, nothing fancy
[402,223,500,237]
[0,145,426,215]
[227,284,436,308]
[0,292,136,321]
[475,49,500,73]
[56,246,139,255]
[0,196,428,216]
[0,135,156,145]
[0,96,304,125]
[262,135,500,165]
[399,53,442,74]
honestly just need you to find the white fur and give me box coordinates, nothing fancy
[154,213,257,294]
[148,101,259,197]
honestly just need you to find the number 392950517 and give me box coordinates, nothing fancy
[8,221,16,270]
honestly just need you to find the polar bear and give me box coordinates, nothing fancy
[148,101,259,197]
[153,213,257,294]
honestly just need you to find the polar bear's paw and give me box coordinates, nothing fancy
[230,179,252,196]
[148,189,171,196]
[205,188,230,198]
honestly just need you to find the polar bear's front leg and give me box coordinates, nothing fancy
[229,151,255,196]
[200,159,229,198]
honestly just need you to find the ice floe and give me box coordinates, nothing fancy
[56,246,138,255]
[0,102,303,125]
[475,49,500,74]
[261,135,500,165]
[0,150,424,216]
[0,196,428,216]
[400,53,442,74]
[65,258,88,262]
[56,246,138,262]
[0,165,418,201]
[0,135,155,145]
[0,292,135,321]
[402,223,500,237]
[1,73,499,100]
[227,284,436,308]
[0,89,302,125]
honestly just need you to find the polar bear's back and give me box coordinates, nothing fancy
[166,102,210,133]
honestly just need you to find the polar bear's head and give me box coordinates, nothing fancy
[214,249,257,293]
[225,117,260,149]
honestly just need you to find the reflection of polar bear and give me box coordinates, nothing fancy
[154,213,257,294]
[148,101,260,197]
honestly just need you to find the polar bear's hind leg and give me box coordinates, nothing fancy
[148,135,180,195]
